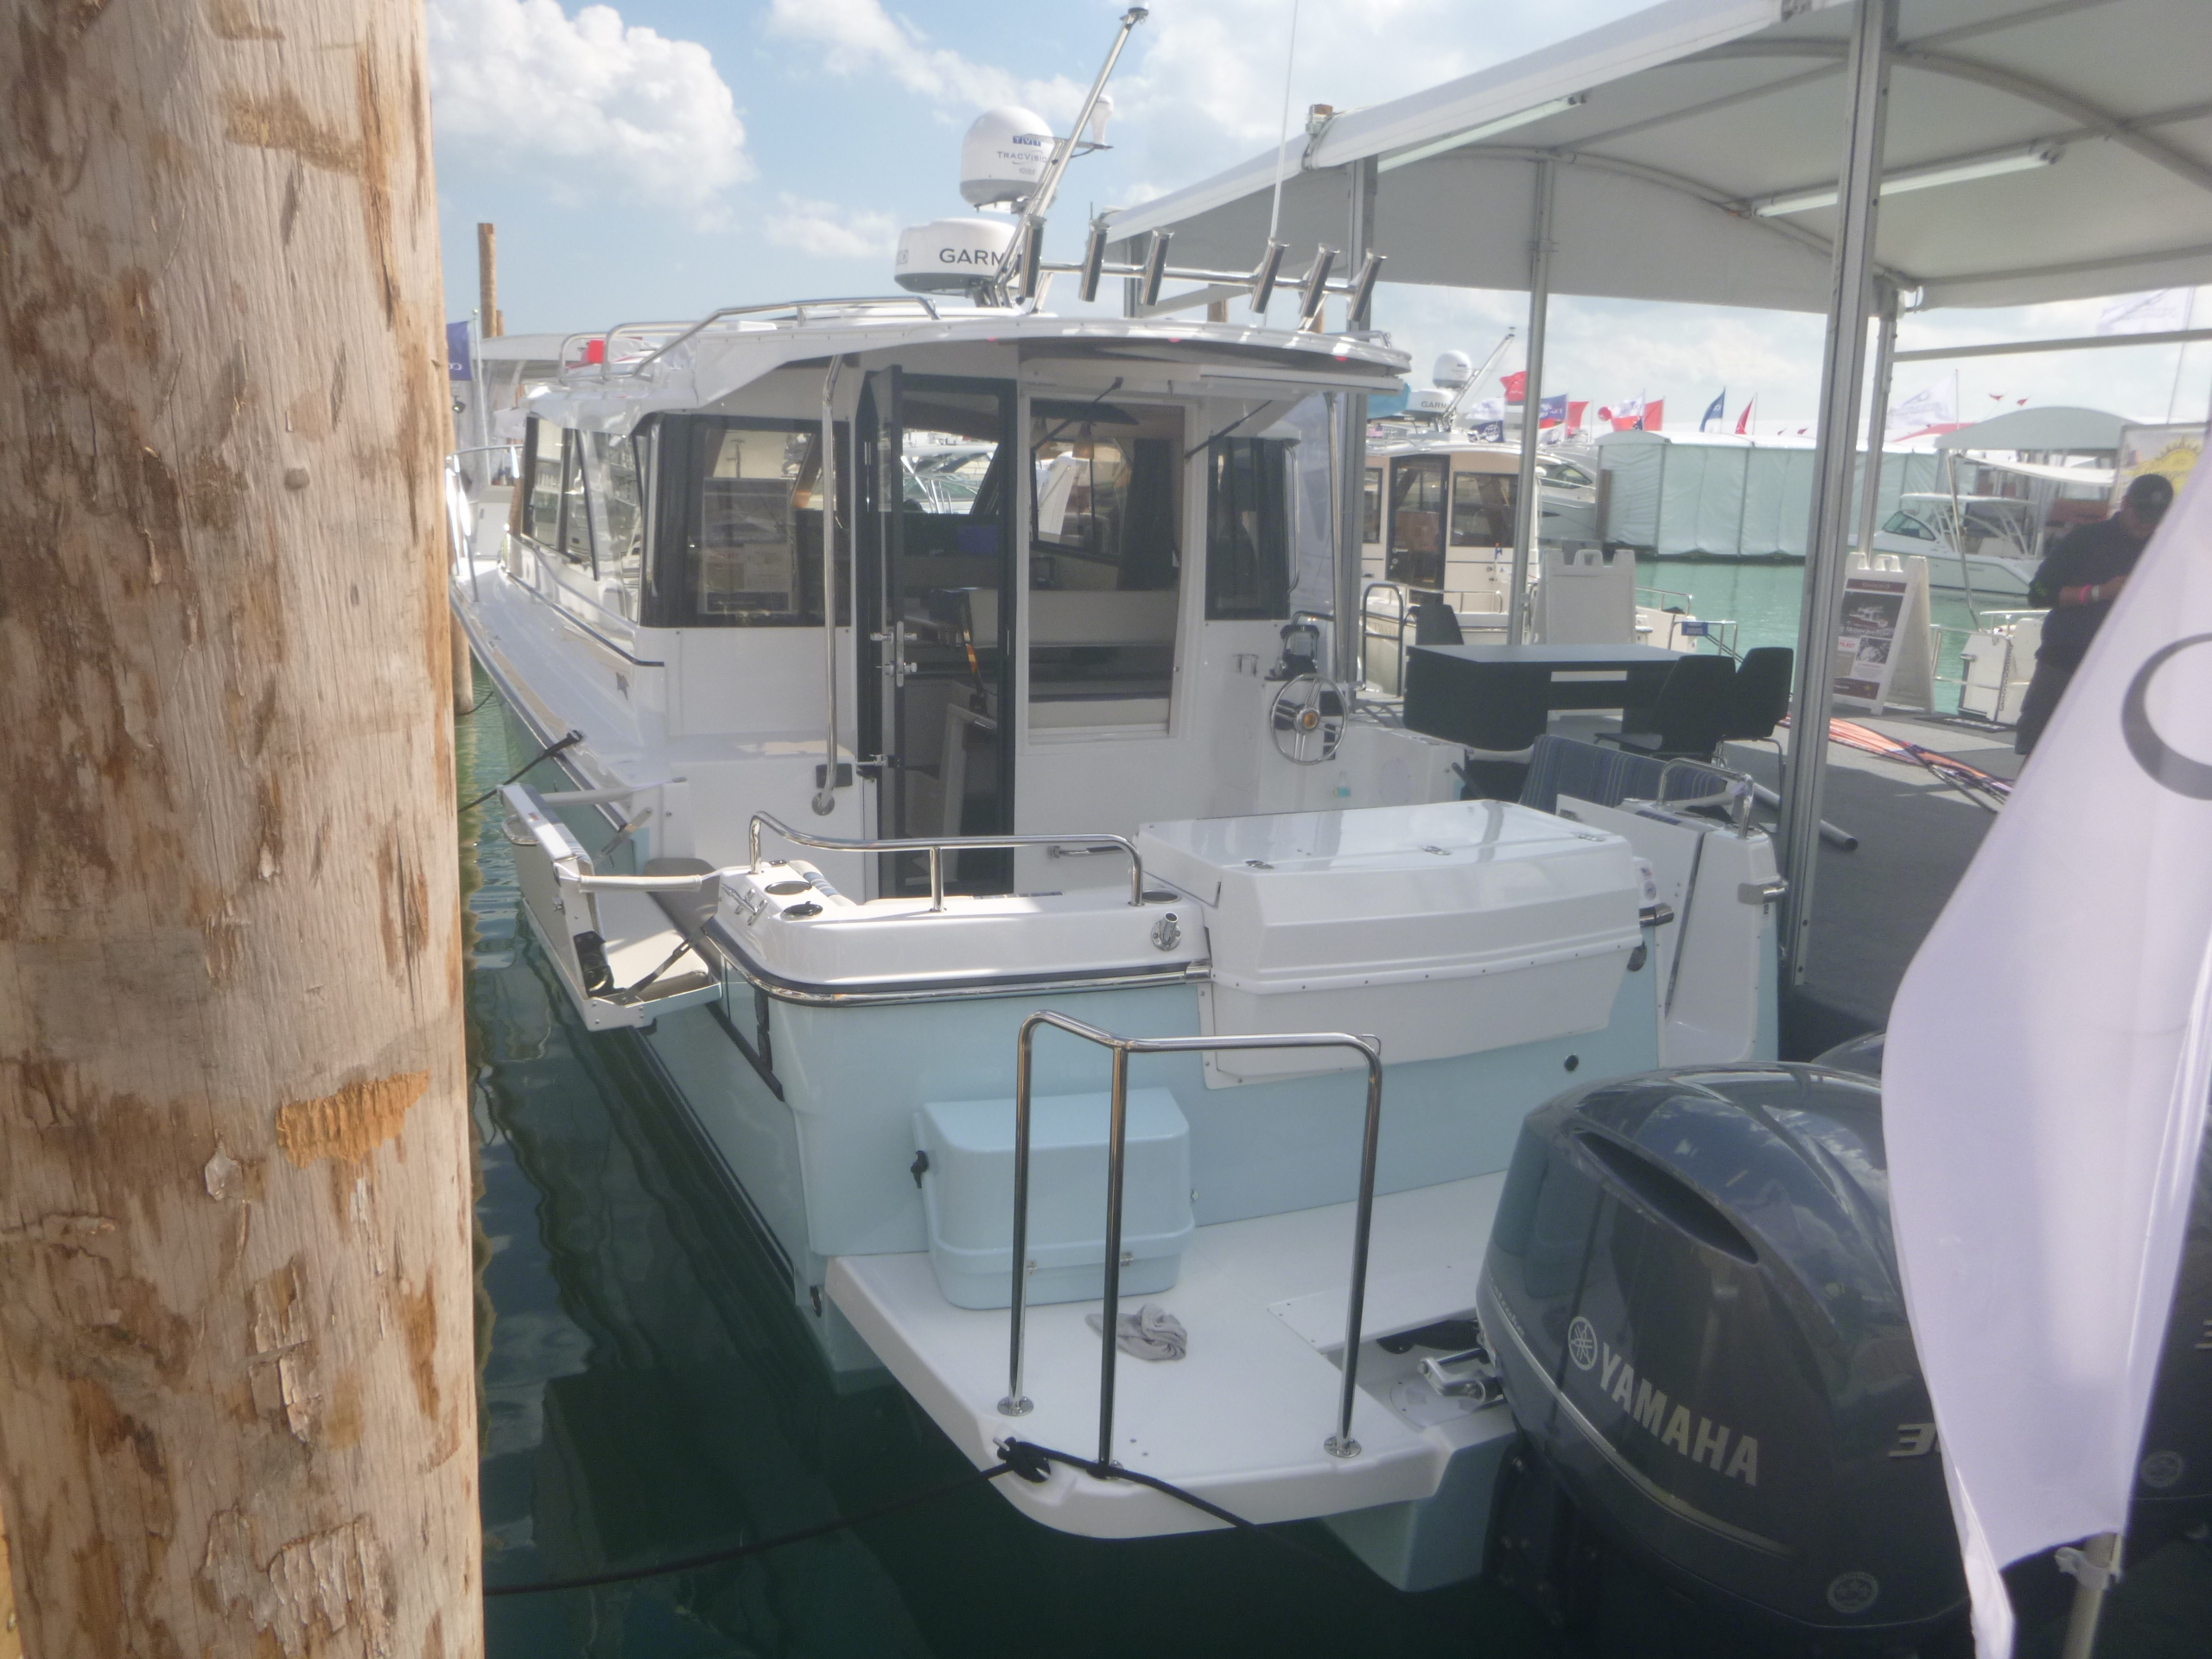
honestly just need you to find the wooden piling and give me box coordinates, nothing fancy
[0,4,481,1656]
[478,223,501,338]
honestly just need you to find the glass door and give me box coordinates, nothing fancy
[861,372,1016,896]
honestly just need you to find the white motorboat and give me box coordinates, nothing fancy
[444,22,1780,1591]
[1872,492,2041,600]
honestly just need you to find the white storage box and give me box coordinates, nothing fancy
[914,1090,1194,1310]
[1139,801,1642,1084]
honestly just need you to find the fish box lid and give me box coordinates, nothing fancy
[1139,800,1641,994]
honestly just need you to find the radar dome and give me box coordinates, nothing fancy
[961,107,1055,208]
[1408,388,1454,416]
[1433,350,1474,389]
[895,217,1017,295]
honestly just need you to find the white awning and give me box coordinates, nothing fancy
[1107,0,2212,314]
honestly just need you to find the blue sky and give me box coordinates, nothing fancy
[427,0,2212,432]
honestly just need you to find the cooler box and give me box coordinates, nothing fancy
[914,1090,1194,1309]
[1139,801,1643,1084]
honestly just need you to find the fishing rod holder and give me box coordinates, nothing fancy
[998,1013,1386,1468]
[1040,228,1383,322]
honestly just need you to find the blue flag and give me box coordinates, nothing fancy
[1700,390,1725,431]
[447,321,473,382]
[1537,391,1568,429]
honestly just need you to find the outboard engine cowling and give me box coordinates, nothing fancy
[1479,1064,1966,1643]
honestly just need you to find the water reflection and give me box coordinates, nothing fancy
[460,676,1553,1659]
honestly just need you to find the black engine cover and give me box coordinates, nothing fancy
[1479,1064,1966,1639]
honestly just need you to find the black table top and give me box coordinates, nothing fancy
[1408,642,1687,670]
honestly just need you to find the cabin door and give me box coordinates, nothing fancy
[861,371,1017,896]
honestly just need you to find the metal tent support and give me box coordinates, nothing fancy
[1781,0,1895,985]
[1853,282,1900,570]
[1335,156,1378,690]
[1509,158,1557,647]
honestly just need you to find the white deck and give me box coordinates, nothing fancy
[827,1172,1513,1538]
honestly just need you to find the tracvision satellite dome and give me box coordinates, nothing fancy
[960,106,1053,209]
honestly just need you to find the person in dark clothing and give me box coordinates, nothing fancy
[2013,471,2174,754]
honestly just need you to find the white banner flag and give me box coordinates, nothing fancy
[1887,379,1955,435]
[1884,471,2212,1654]
[2096,288,2194,336]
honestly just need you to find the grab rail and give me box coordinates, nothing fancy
[607,296,947,380]
[998,1013,1385,1467]
[747,813,1147,912]
[1359,580,1412,692]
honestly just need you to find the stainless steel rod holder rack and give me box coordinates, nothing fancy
[998,1012,1384,1468]
[747,813,1147,911]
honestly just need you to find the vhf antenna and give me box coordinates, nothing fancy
[995,8,1149,301]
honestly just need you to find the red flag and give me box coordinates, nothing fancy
[1567,399,1588,435]
[1500,370,1527,404]
[1642,398,1663,433]
[1735,398,1753,435]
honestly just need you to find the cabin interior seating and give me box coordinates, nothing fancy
[1721,645,1795,745]
[1599,654,1738,760]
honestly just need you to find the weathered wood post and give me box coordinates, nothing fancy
[0,5,481,1656]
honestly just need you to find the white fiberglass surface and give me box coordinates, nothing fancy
[1141,797,1604,871]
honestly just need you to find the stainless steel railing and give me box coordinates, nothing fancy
[998,1013,1386,1466]
[747,813,1147,911]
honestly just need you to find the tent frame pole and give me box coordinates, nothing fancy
[1854,282,1899,569]
[1335,156,1378,690]
[1509,158,1557,647]
[1782,0,1894,986]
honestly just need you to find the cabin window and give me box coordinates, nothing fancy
[523,417,565,547]
[640,415,849,628]
[1450,471,1518,548]
[1385,454,1447,588]
[1882,510,1935,541]
[1362,465,1382,544]
[584,429,647,616]
[1205,437,1292,620]
[1028,400,1183,729]
[558,431,594,569]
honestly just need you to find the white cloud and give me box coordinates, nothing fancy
[426,0,750,217]
[764,195,899,261]
[765,0,1086,121]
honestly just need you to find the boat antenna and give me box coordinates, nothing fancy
[996,7,1149,303]
[1446,328,1517,426]
[1263,0,1303,293]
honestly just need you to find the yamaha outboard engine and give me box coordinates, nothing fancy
[1479,1064,1967,1651]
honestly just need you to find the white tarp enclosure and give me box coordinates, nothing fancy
[1108,0,2212,316]
[1597,430,1943,557]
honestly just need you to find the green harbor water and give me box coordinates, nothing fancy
[458,682,1558,1659]
[1635,556,1986,715]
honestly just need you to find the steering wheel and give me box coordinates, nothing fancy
[1270,674,1349,765]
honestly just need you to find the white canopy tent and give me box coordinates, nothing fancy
[1103,0,2212,987]
[1934,403,2129,454]
[1109,0,2212,314]
[1596,429,1947,556]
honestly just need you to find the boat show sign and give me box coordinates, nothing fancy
[1830,573,1910,713]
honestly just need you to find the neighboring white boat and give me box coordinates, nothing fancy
[444,28,1780,1589]
[1872,492,2042,601]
